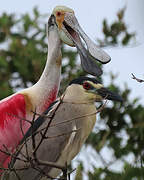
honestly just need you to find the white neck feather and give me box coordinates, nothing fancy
[36,29,62,90]
[26,28,62,112]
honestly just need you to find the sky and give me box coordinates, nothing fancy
[0,0,144,178]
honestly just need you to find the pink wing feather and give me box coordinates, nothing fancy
[0,94,27,169]
[0,88,58,172]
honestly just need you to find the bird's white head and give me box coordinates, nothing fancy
[67,77,123,103]
[48,5,111,77]
[52,6,75,46]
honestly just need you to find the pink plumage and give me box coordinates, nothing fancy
[0,88,58,172]
[0,94,27,168]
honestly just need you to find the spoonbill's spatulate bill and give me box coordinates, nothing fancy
[53,6,111,76]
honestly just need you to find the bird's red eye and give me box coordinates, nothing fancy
[57,12,61,16]
[83,82,91,90]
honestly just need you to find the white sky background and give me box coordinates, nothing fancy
[1,0,144,178]
[1,0,144,104]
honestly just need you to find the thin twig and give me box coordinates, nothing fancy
[68,168,76,180]
[19,115,30,162]
[13,168,21,180]
[23,100,107,142]
[0,93,108,179]
[0,148,27,164]
[31,108,37,161]
[131,73,144,83]
[33,94,65,155]
[6,113,32,124]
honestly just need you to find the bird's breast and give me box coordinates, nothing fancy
[56,103,96,165]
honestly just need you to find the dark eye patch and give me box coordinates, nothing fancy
[83,81,94,90]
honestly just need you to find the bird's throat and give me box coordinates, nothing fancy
[30,30,62,114]
[41,86,58,112]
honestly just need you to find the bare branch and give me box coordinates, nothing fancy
[0,93,107,180]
